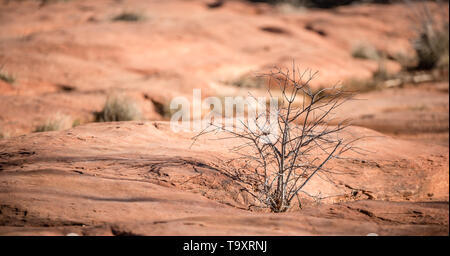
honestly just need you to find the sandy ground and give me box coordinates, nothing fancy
[0,0,448,235]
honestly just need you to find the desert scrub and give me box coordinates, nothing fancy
[0,127,7,139]
[0,67,15,84]
[416,23,449,70]
[194,67,357,213]
[413,22,449,70]
[391,52,416,71]
[95,94,142,122]
[39,0,72,6]
[72,119,82,128]
[407,1,449,70]
[149,98,173,119]
[34,113,71,132]
[351,43,380,60]
[342,60,390,92]
[250,0,356,8]
[112,12,145,22]
[342,78,379,93]
[230,74,265,88]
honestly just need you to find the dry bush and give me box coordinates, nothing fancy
[95,94,142,122]
[414,22,449,70]
[194,67,360,212]
[34,113,71,133]
[406,0,449,70]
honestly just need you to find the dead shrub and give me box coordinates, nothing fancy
[194,67,360,212]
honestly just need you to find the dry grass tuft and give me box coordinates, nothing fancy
[112,12,145,22]
[34,113,72,133]
[231,74,265,88]
[341,60,390,93]
[0,127,7,139]
[351,43,380,60]
[0,66,15,84]
[95,94,142,122]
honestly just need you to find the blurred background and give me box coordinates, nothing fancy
[0,0,448,146]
